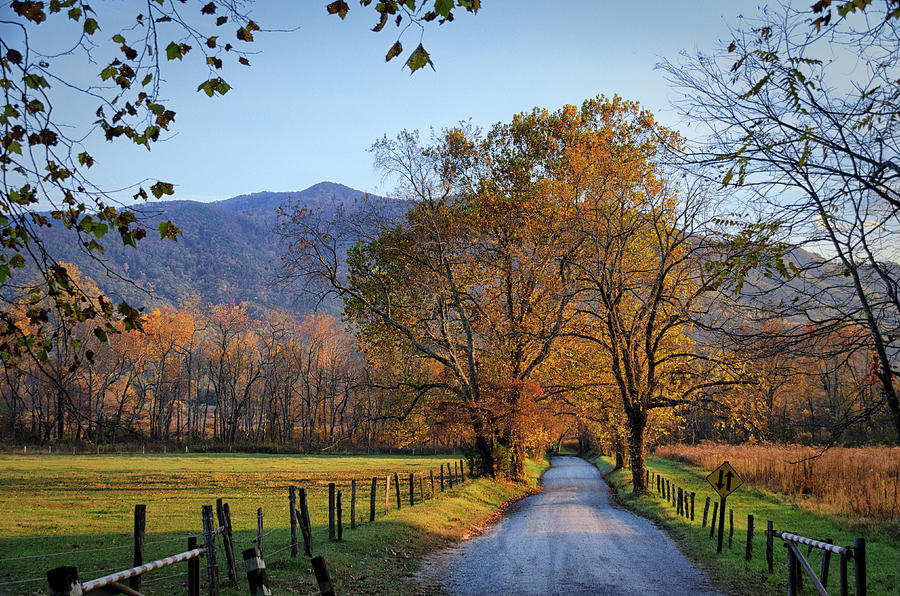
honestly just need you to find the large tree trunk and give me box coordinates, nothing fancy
[627,409,648,494]
[496,429,526,480]
[510,436,525,480]
[473,422,495,477]
[614,430,626,470]
[56,387,65,441]
[882,380,900,442]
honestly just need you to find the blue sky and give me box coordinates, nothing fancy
[8,1,765,203]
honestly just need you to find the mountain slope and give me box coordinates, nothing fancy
[38,182,393,315]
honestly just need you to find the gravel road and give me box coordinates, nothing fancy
[439,456,723,595]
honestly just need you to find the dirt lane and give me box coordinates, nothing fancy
[439,456,722,595]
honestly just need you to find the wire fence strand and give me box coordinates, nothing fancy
[264,541,296,559]
[143,535,192,547]
[0,576,46,587]
[0,541,131,562]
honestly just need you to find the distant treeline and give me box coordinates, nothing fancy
[0,263,893,453]
[0,268,466,450]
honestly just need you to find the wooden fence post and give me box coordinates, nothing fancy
[665,479,670,501]
[460,459,465,482]
[370,476,377,522]
[328,483,336,540]
[657,474,661,494]
[430,469,435,497]
[311,555,335,596]
[131,503,146,592]
[854,537,866,596]
[728,508,734,549]
[385,474,390,515]
[787,542,798,596]
[677,488,683,516]
[298,487,313,558]
[289,487,298,558]
[337,490,343,542]
[840,551,849,596]
[46,566,79,596]
[202,504,220,596]
[690,492,695,521]
[187,536,200,596]
[222,502,238,587]
[419,476,424,503]
[448,463,454,489]
[242,547,270,596]
[409,473,415,506]
[745,514,754,561]
[821,538,833,589]
[257,508,264,558]
[440,465,445,491]
[351,479,357,529]
[702,497,710,527]
[766,520,774,573]
[394,472,401,509]
[709,501,718,539]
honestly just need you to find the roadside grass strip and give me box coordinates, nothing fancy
[593,455,899,596]
[0,453,548,595]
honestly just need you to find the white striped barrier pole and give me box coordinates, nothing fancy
[80,548,204,592]
[774,531,849,556]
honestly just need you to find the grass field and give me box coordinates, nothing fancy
[0,452,548,594]
[593,455,900,596]
[656,443,900,520]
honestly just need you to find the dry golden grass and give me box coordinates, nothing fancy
[655,443,900,520]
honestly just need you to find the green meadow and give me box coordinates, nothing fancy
[593,455,899,596]
[0,452,548,594]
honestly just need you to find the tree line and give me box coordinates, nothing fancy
[0,266,467,451]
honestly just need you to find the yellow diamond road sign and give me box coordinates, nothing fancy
[706,461,743,499]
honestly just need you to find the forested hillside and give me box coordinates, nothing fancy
[36,182,395,316]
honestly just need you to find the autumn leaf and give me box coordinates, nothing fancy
[149,181,175,198]
[385,41,403,62]
[405,44,434,73]
[327,0,350,19]
[83,17,99,35]
[158,220,182,241]
[196,77,231,97]
[165,41,191,60]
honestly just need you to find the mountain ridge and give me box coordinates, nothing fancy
[39,182,392,317]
